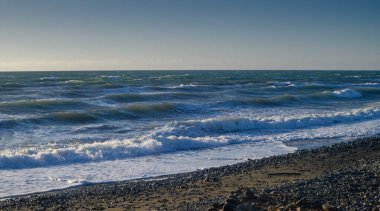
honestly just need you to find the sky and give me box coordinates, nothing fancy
[0,0,379,71]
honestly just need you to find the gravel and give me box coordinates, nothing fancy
[0,137,379,210]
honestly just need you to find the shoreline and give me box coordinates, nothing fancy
[1,137,379,210]
[0,138,337,200]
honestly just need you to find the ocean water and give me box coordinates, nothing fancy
[1,70,380,198]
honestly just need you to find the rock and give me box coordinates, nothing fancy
[223,203,236,211]
[243,189,256,200]
[212,202,223,209]
[226,197,240,205]
[236,203,255,211]
[322,203,341,211]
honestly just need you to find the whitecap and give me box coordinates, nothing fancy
[169,83,198,89]
[40,77,60,80]
[2,103,380,169]
[267,81,294,88]
[332,88,362,98]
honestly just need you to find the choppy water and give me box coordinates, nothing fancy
[1,70,380,197]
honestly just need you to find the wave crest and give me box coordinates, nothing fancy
[332,88,362,98]
[0,99,89,111]
[2,103,380,169]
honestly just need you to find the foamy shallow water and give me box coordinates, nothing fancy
[1,118,380,198]
[0,141,296,198]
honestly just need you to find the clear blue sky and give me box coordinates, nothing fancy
[0,0,379,71]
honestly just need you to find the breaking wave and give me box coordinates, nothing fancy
[267,81,295,88]
[40,77,60,80]
[332,88,362,98]
[311,88,363,99]
[169,83,200,89]
[2,103,380,169]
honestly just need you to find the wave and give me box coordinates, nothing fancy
[356,82,380,87]
[149,74,190,80]
[104,93,145,102]
[0,99,90,111]
[0,135,254,169]
[169,83,199,89]
[267,81,295,88]
[100,75,121,79]
[40,77,60,80]
[100,83,124,89]
[0,83,24,88]
[0,102,182,127]
[265,81,339,90]
[165,104,380,136]
[232,94,298,106]
[124,102,177,114]
[2,103,380,169]
[48,112,98,124]
[311,88,362,99]
[232,88,367,106]
[54,102,178,122]
[104,92,204,103]
[294,82,339,89]
[64,80,85,84]
[332,88,362,98]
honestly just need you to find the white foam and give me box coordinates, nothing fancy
[169,83,199,89]
[332,88,362,98]
[355,82,380,87]
[1,103,380,169]
[169,103,380,135]
[63,79,84,84]
[39,77,60,80]
[2,118,380,198]
[0,139,161,169]
[268,81,295,88]
[149,74,190,80]
[0,140,296,198]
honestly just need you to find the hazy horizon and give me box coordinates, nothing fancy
[1,0,379,71]
[1,69,380,73]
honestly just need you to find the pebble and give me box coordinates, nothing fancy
[0,137,379,210]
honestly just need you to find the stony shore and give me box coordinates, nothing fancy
[1,137,379,210]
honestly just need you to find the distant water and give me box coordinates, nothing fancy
[1,70,380,197]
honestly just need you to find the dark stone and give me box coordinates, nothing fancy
[223,203,236,211]
[243,189,256,200]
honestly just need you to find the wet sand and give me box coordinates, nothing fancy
[1,137,379,210]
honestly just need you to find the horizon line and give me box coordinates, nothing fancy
[1,69,380,72]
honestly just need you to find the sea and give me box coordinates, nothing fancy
[1,70,380,198]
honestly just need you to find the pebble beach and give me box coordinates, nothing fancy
[1,137,379,210]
